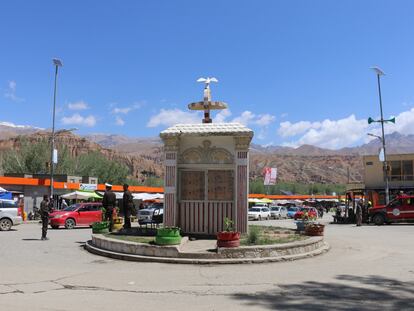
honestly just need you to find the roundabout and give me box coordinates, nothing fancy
[85,226,329,264]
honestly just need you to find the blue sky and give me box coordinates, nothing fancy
[1,1,414,149]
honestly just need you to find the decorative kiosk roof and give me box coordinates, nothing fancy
[160,123,253,138]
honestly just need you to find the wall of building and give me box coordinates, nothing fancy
[364,153,414,189]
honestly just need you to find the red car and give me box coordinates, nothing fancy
[369,195,414,225]
[294,207,318,220]
[49,202,103,229]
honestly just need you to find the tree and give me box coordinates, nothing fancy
[76,152,129,184]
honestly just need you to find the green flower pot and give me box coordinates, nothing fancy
[155,227,182,245]
[92,221,109,234]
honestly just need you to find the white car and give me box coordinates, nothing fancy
[248,207,271,221]
[269,206,288,219]
[0,199,23,231]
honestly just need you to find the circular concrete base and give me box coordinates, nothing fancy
[85,234,329,264]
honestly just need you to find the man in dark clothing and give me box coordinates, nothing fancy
[122,184,133,229]
[102,183,116,232]
[39,195,51,240]
[356,202,363,226]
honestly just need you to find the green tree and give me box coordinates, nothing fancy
[76,152,129,184]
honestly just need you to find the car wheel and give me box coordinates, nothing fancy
[372,214,385,226]
[0,218,12,231]
[65,218,76,229]
[51,225,59,229]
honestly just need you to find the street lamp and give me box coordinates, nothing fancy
[367,66,395,205]
[50,58,63,200]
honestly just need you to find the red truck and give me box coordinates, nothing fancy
[369,195,414,225]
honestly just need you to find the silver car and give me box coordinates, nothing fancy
[269,206,288,219]
[0,199,23,231]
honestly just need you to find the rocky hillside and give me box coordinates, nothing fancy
[0,131,163,181]
[3,128,413,185]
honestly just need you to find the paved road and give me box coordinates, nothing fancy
[1,215,414,311]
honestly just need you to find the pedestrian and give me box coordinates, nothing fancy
[102,183,116,232]
[39,195,51,240]
[61,198,68,210]
[122,184,133,229]
[356,202,362,226]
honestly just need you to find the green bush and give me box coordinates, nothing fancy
[247,226,261,245]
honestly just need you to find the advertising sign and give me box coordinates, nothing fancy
[263,167,277,185]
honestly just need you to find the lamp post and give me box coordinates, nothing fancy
[368,67,395,205]
[50,58,63,199]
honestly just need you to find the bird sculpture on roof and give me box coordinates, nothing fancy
[197,77,218,89]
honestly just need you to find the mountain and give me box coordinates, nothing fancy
[1,124,413,185]
[0,122,43,139]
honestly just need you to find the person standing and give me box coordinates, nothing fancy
[356,202,363,227]
[39,195,51,240]
[122,184,133,229]
[102,183,116,232]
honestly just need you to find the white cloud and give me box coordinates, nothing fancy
[113,107,132,114]
[112,102,142,115]
[68,101,89,110]
[278,121,315,137]
[278,115,368,149]
[256,114,275,126]
[232,111,256,125]
[61,113,96,127]
[386,108,414,135]
[214,109,232,123]
[115,116,125,126]
[4,80,24,102]
[147,109,201,127]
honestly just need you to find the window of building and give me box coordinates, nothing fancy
[180,171,205,201]
[208,170,234,201]
[390,161,402,181]
[402,160,413,181]
[179,170,234,201]
[390,160,414,181]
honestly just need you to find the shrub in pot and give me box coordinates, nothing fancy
[295,211,316,232]
[155,227,182,245]
[217,218,240,248]
[305,223,325,236]
[92,221,109,234]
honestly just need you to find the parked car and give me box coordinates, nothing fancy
[248,206,271,221]
[294,207,318,220]
[0,199,22,231]
[269,206,288,219]
[369,195,414,225]
[287,206,300,218]
[138,204,164,225]
[49,202,103,229]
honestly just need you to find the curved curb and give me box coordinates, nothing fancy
[84,240,330,265]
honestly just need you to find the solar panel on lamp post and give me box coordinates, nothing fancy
[50,58,63,201]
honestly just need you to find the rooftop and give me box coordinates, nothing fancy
[160,123,254,137]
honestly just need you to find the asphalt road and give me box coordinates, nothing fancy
[1,214,414,311]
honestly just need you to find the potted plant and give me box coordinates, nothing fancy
[92,207,109,233]
[111,207,123,231]
[155,227,182,245]
[217,217,240,248]
[305,223,325,236]
[295,211,316,232]
[92,221,109,234]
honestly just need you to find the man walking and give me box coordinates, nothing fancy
[122,183,133,229]
[102,183,116,232]
[39,195,51,240]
